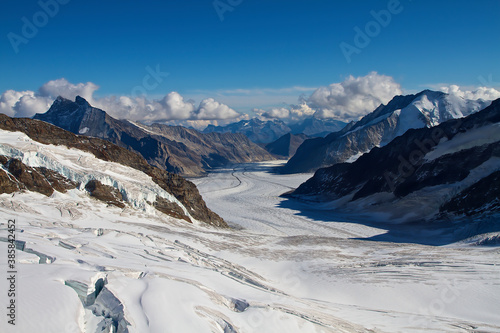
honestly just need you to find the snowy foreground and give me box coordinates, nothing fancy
[1,160,500,332]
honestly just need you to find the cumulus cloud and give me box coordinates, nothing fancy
[256,72,402,122]
[38,78,99,102]
[195,98,240,120]
[3,75,500,124]
[306,72,403,120]
[257,73,500,123]
[438,84,500,101]
[258,103,316,123]
[0,79,240,121]
[0,90,52,118]
[260,107,290,119]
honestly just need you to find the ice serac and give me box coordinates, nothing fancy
[0,114,227,227]
[33,96,274,177]
[282,90,492,173]
[289,98,500,226]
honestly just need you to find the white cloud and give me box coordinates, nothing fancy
[194,98,240,120]
[39,78,99,103]
[306,71,403,121]
[0,79,240,122]
[256,72,402,123]
[438,84,500,101]
[260,107,290,119]
[3,76,499,124]
[0,90,52,118]
[255,74,500,124]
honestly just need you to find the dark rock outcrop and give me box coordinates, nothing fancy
[0,168,19,194]
[0,156,54,196]
[154,197,191,223]
[36,167,78,193]
[440,170,500,216]
[85,180,125,208]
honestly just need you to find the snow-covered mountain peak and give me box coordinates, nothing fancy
[284,90,494,173]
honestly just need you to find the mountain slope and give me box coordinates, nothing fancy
[289,98,500,225]
[264,133,309,158]
[282,90,491,173]
[0,114,226,227]
[33,96,274,177]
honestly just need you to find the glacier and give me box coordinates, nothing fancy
[0,135,499,332]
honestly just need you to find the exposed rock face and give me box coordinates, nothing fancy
[0,155,79,196]
[290,98,500,221]
[265,133,309,158]
[0,114,227,227]
[0,159,19,194]
[33,97,273,177]
[283,90,491,174]
[0,156,60,196]
[85,180,125,208]
[440,170,500,216]
[36,167,78,193]
[154,197,191,223]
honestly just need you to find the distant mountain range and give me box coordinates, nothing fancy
[288,98,500,227]
[282,90,491,173]
[203,117,346,144]
[0,114,226,227]
[33,96,274,177]
[288,117,347,138]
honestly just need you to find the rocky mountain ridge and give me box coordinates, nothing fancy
[0,114,227,227]
[33,96,274,177]
[289,98,500,225]
[282,90,491,173]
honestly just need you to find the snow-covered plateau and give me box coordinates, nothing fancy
[1,132,499,332]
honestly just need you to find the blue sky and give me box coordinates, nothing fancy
[1,0,499,121]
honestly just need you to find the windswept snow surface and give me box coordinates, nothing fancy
[0,159,499,332]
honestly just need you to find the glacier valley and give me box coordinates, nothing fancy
[1,157,499,332]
